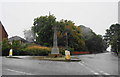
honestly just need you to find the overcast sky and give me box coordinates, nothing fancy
[0,0,118,38]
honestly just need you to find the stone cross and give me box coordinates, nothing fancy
[51,26,59,54]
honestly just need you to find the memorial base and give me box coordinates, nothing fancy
[48,54,63,58]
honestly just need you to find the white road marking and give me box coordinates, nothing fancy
[103,53,111,54]
[78,62,84,66]
[85,66,99,75]
[103,73,110,75]
[78,62,100,75]
[97,69,110,75]
[5,69,34,75]
[93,72,99,75]
[82,61,85,63]
[79,61,111,75]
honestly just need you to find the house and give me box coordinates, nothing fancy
[0,21,8,56]
[0,21,8,42]
[9,36,28,44]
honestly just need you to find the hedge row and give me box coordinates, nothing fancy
[13,45,66,56]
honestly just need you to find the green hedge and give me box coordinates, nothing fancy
[12,44,68,56]
[23,48,51,56]
[59,47,65,55]
[2,39,11,56]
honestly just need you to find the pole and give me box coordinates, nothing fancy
[66,32,68,50]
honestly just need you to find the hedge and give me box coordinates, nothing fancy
[22,45,51,56]
[12,45,67,56]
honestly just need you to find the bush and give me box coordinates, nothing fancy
[23,45,51,56]
[43,43,50,47]
[11,40,21,55]
[59,47,65,55]
[59,47,74,55]
[68,47,74,52]
[2,39,11,56]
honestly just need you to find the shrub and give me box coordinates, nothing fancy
[59,47,74,55]
[43,43,50,47]
[68,47,74,52]
[2,39,11,56]
[59,47,65,55]
[11,40,21,55]
[23,45,51,56]
[71,51,90,55]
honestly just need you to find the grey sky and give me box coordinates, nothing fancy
[0,0,118,38]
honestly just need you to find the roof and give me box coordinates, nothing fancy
[9,36,28,42]
[0,21,8,36]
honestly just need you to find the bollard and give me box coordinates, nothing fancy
[9,49,13,57]
[65,50,71,60]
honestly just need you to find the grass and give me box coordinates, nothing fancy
[6,55,81,62]
[32,56,81,62]
[32,56,65,61]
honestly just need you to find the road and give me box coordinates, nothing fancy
[2,52,118,75]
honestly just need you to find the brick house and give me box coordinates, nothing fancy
[9,36,28,44]
[0,21,8,56]
[0,21,8,42]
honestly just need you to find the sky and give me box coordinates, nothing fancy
[0,0,119,39]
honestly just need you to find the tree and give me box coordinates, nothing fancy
[2,39,11,56]
[24,30,34,43]
[104,23,120,55]
[85,35,107,53]
[32,15,86,51]
[32,15,56,46]
[11,40,21,55]
[80,25,107,53]
[57,20,86,51]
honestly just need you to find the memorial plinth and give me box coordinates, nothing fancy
[50,25,61,57]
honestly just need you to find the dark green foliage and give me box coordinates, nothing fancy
[10,40,30,56]
[85,35,107,53]
[59,47,66,55]
[32,15,86,51]
[23,48,51,56]
[68,47,74,52]
[2,39,11,56]
[104,23,120,54]
[43,43,50,47]
[32,15,56,46]
[11,40,22,55]
[80,25,107,53]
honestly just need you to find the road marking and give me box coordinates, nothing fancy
[93,72,99,75]
[103,73,110,75]
[103,53,111,54]
[78,62,100,75]
[78,62,84,66]
[85,66,99,75]
[82,61,85,63]
[5,69,34,75]
[97,69,110,75]
[79,62,111,75]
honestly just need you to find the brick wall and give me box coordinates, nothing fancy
[0,22,8,42]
